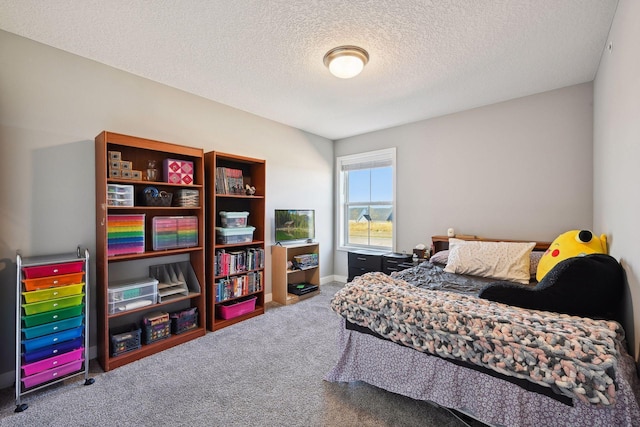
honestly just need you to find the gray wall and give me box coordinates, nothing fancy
[0,30,334,386]
[594,0,640,359]
[333,83,594,279]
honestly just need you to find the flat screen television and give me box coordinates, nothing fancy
[275,209,315,243]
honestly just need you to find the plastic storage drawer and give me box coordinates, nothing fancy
[22,283,84,303]
[219,211,249,228]
[22,304,84,328]
[22,261,84,279]
[23,272,84,291]
[215,226,256,244]
[22,294,84,315]
[107,214,145,256]
[152,216,198,250]
[107,184,134,207]
[23,337,83,364]
[22,315,84,340]
[21,358,84,389]
[21,347,84,377]
[108,278,158,314]
[22,326,83,352]
[173,189,199,207]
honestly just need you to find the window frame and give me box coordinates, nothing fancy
[336,148,396,252]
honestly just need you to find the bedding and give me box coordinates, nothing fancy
[430,248,545,280]
[391,260,523,295]
[331,272,622,406]
[326,236,640,426]
[444,239,535,284]
[326,317,640,427]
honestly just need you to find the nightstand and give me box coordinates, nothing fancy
[348,250,383,282]
[382,252,413,275]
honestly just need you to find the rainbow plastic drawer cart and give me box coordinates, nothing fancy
[15,247,94,412]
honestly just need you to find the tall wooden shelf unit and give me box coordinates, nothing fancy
[205,152,266,331]
[95,131,206,371]
[272,242,320,305]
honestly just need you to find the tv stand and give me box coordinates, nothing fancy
[272,242,319,305]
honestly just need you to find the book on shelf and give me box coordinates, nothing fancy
[215,248,265,277]
[215,271,263,302]
[215,167,245,195]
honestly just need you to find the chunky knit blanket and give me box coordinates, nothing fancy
[330,272,623,406]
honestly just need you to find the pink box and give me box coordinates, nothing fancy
[163,159,194,185]
[217,297,256,320]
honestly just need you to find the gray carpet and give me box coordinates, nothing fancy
[0,282,480,426]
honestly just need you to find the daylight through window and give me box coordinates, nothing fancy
[337,148,396,250]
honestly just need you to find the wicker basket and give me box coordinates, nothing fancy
[144,192,173,207]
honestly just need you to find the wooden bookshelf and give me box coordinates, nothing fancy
[95,131,206,371]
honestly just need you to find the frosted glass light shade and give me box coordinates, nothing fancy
[323,46,369,79]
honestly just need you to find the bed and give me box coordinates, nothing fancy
[325,236,640,426]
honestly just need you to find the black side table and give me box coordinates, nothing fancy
[348,250,383,282]
[382,252,413,275]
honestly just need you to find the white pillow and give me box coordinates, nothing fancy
[444,238,536,284]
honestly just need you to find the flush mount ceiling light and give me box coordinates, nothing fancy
[323,45,369,79]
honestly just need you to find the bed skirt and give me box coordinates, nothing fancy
[325,319,640,427]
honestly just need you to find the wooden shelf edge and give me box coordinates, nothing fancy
[213,290,263,305]
[213,267,264,280]
[107,291,202,319]
[107,247,204,262]
[107,178,203,188]
[284,289,320,305]
[286,265,318,274]
[213,241,264,250]
[215,194,265,199]
[108,206,202,211]
[104,327,206,371]
[209,307,265,331]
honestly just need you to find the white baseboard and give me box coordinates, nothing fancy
[324,275,347,284]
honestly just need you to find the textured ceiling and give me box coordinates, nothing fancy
[0,0,618,140]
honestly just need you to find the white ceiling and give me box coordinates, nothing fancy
[0,0,618,140]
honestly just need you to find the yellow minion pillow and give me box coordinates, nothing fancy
[536,230,608,281]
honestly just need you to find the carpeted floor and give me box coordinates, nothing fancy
[0,282,482,426]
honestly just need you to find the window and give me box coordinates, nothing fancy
[336,148,396,250]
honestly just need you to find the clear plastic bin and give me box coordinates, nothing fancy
[219,211,249,228]
[108,278,158,314]
[215,226,255,244]
[152,216,198,250]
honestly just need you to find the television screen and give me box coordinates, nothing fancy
[275,209,315,243]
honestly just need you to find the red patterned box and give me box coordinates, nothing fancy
[163,159,194,185]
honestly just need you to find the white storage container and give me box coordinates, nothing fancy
[107,184,134,207]
[108,278,158,314]
[215,226,256,244]
[219,211,249,228]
